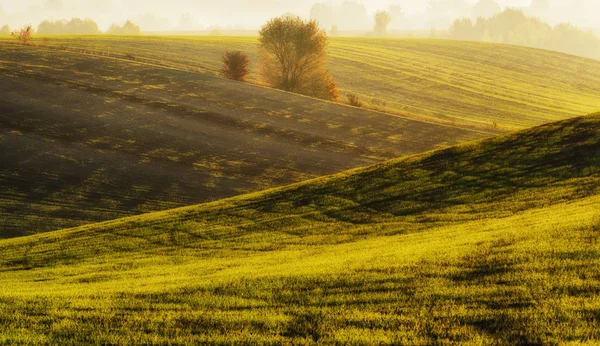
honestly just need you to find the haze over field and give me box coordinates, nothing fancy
[2,0,600,343]
[1,0,598,32]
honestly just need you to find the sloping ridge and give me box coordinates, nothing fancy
[25,35,600,130]
[0,45,492,238]
[2,112,599,268]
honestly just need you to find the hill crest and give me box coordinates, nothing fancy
[2,112,598,268]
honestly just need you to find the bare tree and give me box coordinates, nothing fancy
[259,16,339,101]
[374,10,392,36]
[221,51,250,82]
[11,26,32,45]
[1,25,10,36]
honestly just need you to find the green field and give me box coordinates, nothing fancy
[1,113,598,344]
[10,35,600,130]
[0,43,489,237]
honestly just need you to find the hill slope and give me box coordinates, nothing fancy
[1,113,599,344]
[0,44,489,237]
[22,35,600,130]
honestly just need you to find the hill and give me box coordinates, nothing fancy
[15,35,600,130]
[1,113,599,344]
[0,43,490,238]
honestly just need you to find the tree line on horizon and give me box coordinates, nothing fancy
[449,9,600,60]
[308,0,510,34]
[0,18,141,35]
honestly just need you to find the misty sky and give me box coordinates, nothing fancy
[0,0,598,32]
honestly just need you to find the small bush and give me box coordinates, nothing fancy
[11,26,33,45]
[221,51,250,82]
[325,75,340,101]
[307,73,339,101]
[347,93,362,107]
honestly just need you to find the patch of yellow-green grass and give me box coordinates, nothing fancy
[0,113,599,344]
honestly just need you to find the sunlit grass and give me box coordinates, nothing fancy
[0,113,599,344]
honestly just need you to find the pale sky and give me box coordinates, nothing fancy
[0,0,597,32]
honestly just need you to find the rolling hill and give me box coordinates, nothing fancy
[15,35,600,130]
[1,113,598,344]
[3,36,600,237]
[0,43,491,237]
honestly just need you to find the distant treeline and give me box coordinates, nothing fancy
[32,18,140,35]
[449,9,600,60]
[107,20,141,35]
[38,18,99,34]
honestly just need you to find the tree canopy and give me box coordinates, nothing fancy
[374,10,392,37]
[258,16,338,101]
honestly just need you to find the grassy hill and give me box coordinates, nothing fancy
[15,35,600,130]
[0,44,490,238]
[1,113,598,344]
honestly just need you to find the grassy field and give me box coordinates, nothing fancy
[0,43,491,238]
[10,35,600,130]
[2,35,600,237]
[0,113,598,344]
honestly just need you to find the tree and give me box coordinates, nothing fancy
[0,25,9,36]
[374,10,392,37]
[107,24,121,34]
[122,20,141,35]
[221,51,250,82]
[473,16,487,38]
[108,20,141,35]
[330,25,339,36]
[38,20,62,34]
[449,18,474,40]
[258,16,338,101]
[66,18,98,34]
[11,26,32,45]
[429,27,438,38]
